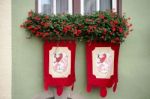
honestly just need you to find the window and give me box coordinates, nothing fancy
[81,0,117,15]
[36,0,121,15]
[37,0,72,15]
[38,0,53,15]
[82,0,97,15]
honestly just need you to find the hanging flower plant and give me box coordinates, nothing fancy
[21,10,132,44]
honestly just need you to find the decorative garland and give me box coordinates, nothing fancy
[21,11,132,44]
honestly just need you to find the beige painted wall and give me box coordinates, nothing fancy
[0,0,11,99]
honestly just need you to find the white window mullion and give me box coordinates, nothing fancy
[53,0,56,14]
[38,0,42,13]
[112,0,117,12]
[80,0,84,15]
[96,0,100,11]
[68,0,73,14]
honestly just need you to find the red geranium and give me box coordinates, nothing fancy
[99,14,105,19]
[119,27,123,33]
[74,29,81,36]
[34,16,40,21]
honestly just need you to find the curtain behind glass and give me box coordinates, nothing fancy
[100,0,111,11]
[56,0,68,14]
[42,0,53,15]
[83,0,111,14]
[84,0,96,14]
[40,0,111,15]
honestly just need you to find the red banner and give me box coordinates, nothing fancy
[86,42,120,97]
[44,41,76,96]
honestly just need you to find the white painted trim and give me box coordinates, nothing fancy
[96,0,100,11]
[53,0,56,14]
[0,0,11,99]
[38,0,42,13]
[68,0,73,14]
[80,0,84,15]
[112,0,117,12]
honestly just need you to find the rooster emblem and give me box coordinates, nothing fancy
[54,53,63,63]
[53,52,68,73]
[96,53,110,74]
[98,53,107,63]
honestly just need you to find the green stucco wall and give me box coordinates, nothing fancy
[12,0,150,99]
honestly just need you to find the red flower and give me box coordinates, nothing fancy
[110,21,114,25]
[45,16,49,19]
[87,30,91,33]
[42,32,49,38]
[27,26,33,30]
[63,26,68,33]
[54,30,60,35]
[119,27,123,33]
[45,32,49,36]
[101,36,105,40]
[74,30,81,36]
[99,14,105,19]
[40,22,45,25]
[97,20,100,24]
[34,16,40,21]
[67,25,71,30]
[110,32,113,35]
[37,25,41,29]
[115,37,120,42]
[113,20,118,25]
[35,32,41,37]
[31,30,36,33]
[111,39,115,43]
[85,18,89,22]
[63,25,71,33]
[112,27,116,32]
[44,23,50,28]
[103,28,107,33]
[25,20,32,23]
[104,19,108,23]
[33,27,39,31]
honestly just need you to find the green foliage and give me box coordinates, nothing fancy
[21,11,132,44]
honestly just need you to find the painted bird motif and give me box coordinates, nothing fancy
[98,53,107,63]
[54,53,63,63]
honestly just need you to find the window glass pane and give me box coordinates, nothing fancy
[100,0,111,11]
[41,0,53,15]
[84,0,96,14]
[56,0,68,14]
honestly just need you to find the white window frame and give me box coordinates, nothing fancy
[38,0,73,15]
[80,0,117,15]
[38,0,42,13]
[112,0,117,12]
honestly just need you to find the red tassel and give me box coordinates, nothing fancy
[57,87,63,96]
[87,85,92,92]
[71,83,74,91]
[113,82,117,92]
[100,87,107,97]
